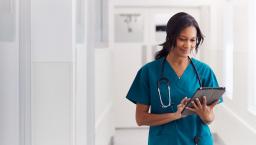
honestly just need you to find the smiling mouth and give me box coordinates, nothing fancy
[180,49,190,53]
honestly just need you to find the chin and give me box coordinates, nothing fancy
[178,51,190,57]
[179,53,189,58]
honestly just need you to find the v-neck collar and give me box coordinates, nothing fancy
[164,57,192,81]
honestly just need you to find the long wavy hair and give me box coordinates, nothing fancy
[155,12,204,60]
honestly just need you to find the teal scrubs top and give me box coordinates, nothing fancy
[126,57,222,145]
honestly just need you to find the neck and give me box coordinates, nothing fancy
[167,53,189,65]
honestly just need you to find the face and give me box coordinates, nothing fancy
[172,26,197,58]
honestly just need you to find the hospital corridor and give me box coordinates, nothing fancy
[1,0,256,145]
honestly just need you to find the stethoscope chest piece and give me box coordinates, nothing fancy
[157,77,171,108]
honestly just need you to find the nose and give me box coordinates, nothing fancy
[184,40,191,48]
[184,40,195,49]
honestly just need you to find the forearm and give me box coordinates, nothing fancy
[136,112,179,126]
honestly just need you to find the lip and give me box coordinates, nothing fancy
[180,49,190,53]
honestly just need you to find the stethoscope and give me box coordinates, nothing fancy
[157,56,203,145]
[157,56,202,108]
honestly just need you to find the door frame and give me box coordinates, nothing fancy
[19,0,32,144]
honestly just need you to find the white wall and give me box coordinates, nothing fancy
[95,49,115,145]
[0,42,19,145]
[0,0,19,145]
[31,0,74,145]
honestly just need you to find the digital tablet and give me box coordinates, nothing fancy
[181,87,225,116]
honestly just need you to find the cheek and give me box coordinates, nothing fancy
[176,40,183,47]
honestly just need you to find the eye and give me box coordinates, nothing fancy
[190,39,196,42]
[178,37,186,41]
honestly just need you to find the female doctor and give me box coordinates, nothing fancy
[126,12,222,145]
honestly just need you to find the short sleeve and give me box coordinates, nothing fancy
[203,68,223,103]
[126,68,150,105]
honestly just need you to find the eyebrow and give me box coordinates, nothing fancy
[179,35,196,39]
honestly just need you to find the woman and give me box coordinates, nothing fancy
[126,12,222,145]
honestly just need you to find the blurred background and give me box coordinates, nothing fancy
[1,0,256,145]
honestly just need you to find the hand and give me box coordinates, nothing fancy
[186,96,219,123]
[175,97,190,119]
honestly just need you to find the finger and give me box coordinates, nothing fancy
[185,98,191,104]
[180,97,188,104]
[186,107,196,112]
[183,98,190,106]
[202,96,207,109]
[195,98,202,109]
[177,103,184,108]
[177,103,185,109]
[177,104,185,112]
[191,101,198,109]
[202,96,207,105]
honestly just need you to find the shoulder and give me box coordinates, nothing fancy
[134,58,164,82]
[191,57,214,73]
[191,57,219,87]
[139,57,164,73]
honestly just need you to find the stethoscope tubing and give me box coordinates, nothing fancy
[158,56,202,108]
[157,56,203,145]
